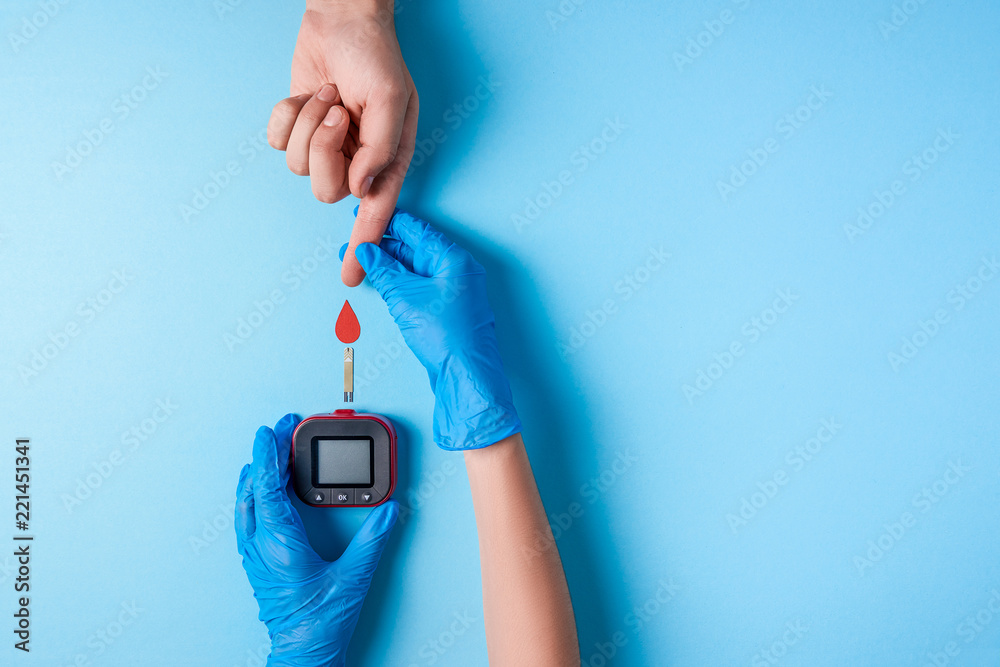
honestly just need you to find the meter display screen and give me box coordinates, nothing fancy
[313,437,373,486]
[293,411,396,507]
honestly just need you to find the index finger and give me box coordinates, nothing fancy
[348,86,411,198]
[341,94,418,286]
[268,93,310,151]
[251,414,302,529]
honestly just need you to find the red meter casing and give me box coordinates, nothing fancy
[291,409,396,508]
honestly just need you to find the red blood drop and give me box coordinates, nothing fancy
[336,300,360,344]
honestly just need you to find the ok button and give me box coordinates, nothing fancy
[333,490,353,504]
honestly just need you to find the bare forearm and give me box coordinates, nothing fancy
[463,434,579,665]
[305,0,393,18]
[305,0,390,10]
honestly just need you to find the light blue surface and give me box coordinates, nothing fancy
[1,0,998,665]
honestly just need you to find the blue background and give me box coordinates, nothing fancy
[1,0,998,665]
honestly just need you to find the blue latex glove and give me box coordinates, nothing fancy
[236,413,398,666]
[342,208,521,450]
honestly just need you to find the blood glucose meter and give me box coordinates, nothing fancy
[291,409,396,507]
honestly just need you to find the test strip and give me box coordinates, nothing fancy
[344,347,354,402]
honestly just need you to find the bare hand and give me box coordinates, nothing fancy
[269,1,418,286]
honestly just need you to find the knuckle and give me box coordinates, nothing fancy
[309,132,337,157]
[365,145,398,168]
[373,81,408,106]
[383,150,410,176]
[286,156,309,176]
[298,98,334,125]
[355,209,388,230]
[397,131,416,155]
[465,254,486,274]
[271,97,301,124]
[312,184,339,204]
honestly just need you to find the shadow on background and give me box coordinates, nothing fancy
[399,4,633,653]
[302,1,634,662]
[395,0,493,203]
[292,414,421,664]
[449,225,629,664]
[347,415,422,665]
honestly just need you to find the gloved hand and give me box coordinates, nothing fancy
[236,413,398,666]
[342,208,521,450]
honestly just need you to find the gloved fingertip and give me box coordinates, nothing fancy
[275,412,301,433]
[380,499,400,526]
[354,242,378,271]
[369,499,400,538]
[234,471,256,545]
[251,426,277,471]
[252,425,273,451]
[338,242,348,261]
[278,411,300,424]
[236,463,250,495]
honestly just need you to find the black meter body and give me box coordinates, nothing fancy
[291,409,396,507]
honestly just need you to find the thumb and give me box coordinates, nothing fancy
[234,464,255,553]
[337,500,399,585]
[355,242,406,301]
[251,415,304,533]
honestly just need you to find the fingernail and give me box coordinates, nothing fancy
[361,176,374,197]
[317,84,336,102]
[323,106,344,127]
